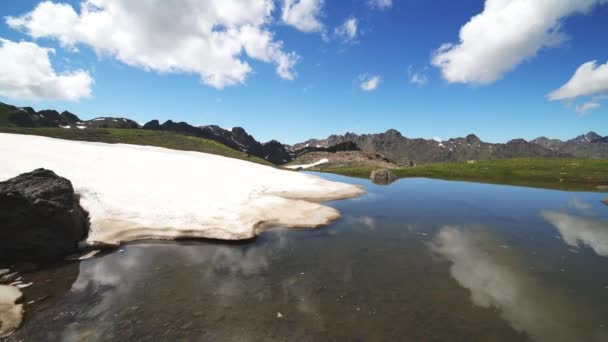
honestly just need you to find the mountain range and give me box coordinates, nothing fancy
[0,102,291,165]
[290,130,608,164]
[1,101,607,165]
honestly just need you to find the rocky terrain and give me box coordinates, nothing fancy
[0,102,138,129]
[142,120,292,165]
[286,151,402,171]
[291,129,608,164]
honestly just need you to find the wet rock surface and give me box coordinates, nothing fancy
[370,168,398,185]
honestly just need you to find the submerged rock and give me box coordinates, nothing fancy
[602,198,608,206]
[0,285,23,338]
[370,169,397,185]
[0,168,89,263]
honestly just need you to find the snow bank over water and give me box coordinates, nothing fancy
[0,133,364,245]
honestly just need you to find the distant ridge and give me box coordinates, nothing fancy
[2,101,607,165]
[290,129,608,163]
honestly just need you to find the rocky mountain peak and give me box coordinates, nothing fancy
[465,134,481,143]
[384,129,403,137]
[585,131,602,142]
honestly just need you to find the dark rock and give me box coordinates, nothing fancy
[0,169,89,263]
[370,169,397,185]
[87,117,139,129]
[466,134,481,144]
[59,111,80,126]
[8,111,36,127]
[143,119,161,130]
[37,110,61,126]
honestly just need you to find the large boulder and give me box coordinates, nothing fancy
[0,169,89,263]
[370,168,397,185]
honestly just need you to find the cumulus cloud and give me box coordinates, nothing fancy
[548,60,608,100]
[281,0,324,33]
[432,0,608,84]
[368,0,393,10]
[334,17,358,43]
[0,38,93,101]
[7,0,299,89]
[359,74,381,91]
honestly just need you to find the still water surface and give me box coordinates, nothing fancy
[8,174,608,341]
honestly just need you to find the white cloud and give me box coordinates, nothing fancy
[548,60,608,115]
[359,74,381,91]
[7,0,299,89]
[334,17,358,43]
[368,0,393,10]
[575,101,601,116]
[281,0,324,33]
[407,65,429,86]
[410,73,428,86]
[548,60,608,100]
[0,38,93,101]
[432,0,608,84]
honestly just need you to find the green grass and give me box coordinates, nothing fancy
[0,127,273,166]
[320,158,608,191]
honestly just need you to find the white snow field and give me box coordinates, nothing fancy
[0,134,364,245]
[286,158,329,170]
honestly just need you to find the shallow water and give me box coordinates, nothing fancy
[7,175,608,341]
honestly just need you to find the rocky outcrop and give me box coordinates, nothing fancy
[142,119,161,130]
[0,169,89,263]
[141,120,293,164]
[87,117,140,129]
[370,169,397,185]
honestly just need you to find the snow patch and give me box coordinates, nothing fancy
[286,158,329,170]
[76,125,86,129]
[0,285,23,338]
[0,134,363,245]
[60,125,71,129]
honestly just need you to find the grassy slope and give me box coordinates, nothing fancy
[320,158,608,191]
[0,127,274,166]
[0,103,16,127]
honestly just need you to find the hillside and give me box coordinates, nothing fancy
[0,102,290,165]
[0,127,273,166]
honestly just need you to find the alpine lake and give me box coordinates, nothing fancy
[7,173,608,342]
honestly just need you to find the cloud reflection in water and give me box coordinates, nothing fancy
[430,226,607,342]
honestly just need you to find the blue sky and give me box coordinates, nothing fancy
[0,0,607,144]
